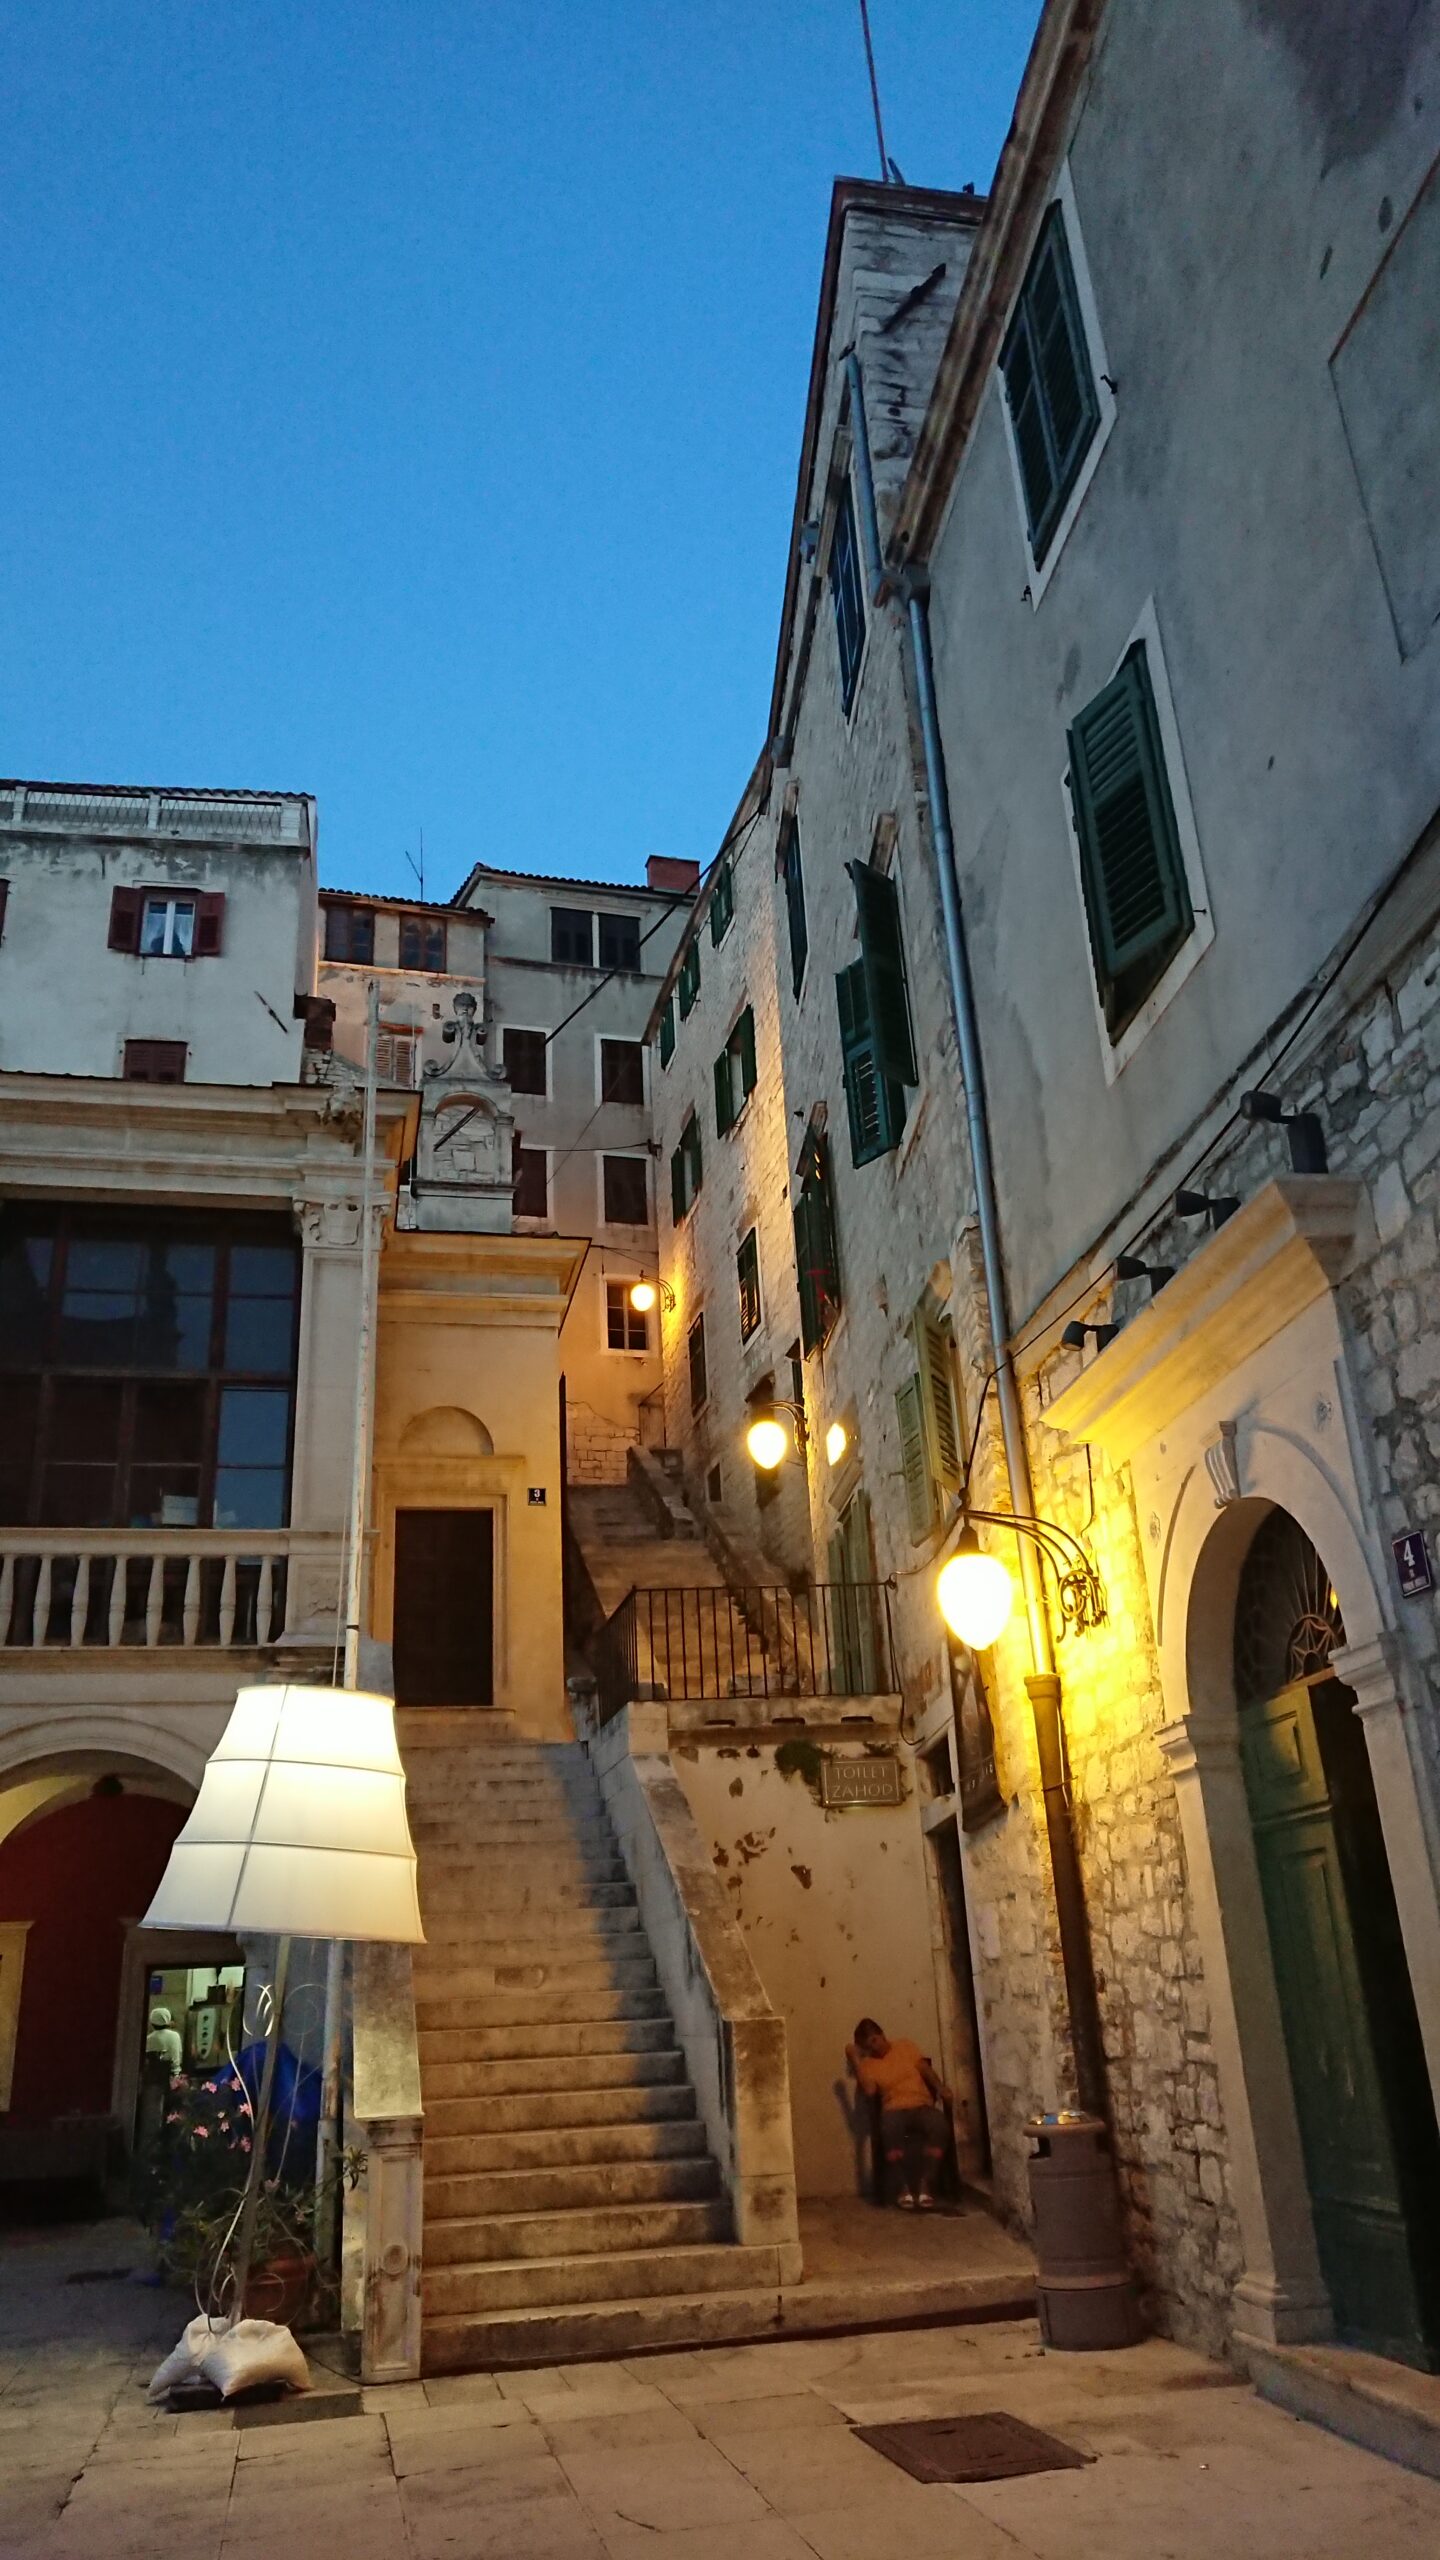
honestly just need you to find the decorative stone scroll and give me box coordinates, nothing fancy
[400,991,517,1234]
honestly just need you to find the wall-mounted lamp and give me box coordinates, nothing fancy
[1061,1319,1120,1353]
[1115,1254,1174,1295]
[614,1272,675,1314]
[936,1510,1107,1651]
[1176,1187,1239,1229]
[824,1421,849,1467]
[1239,1088,1328,1174]
[744,1399,809,1470]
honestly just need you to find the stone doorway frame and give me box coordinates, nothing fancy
[1045,1178,1440,2352]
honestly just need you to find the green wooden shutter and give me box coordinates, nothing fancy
[713,1048,734,1136]
[1000,206,1100,563]
[837,962,904,1165]
[737,1229,761,1338]
[659,998,675,1067]
[737,1005,757,1098]
[709,860,733,945]
[1068,645,1191,1014]
[782,822,808,994]
[670,1145,686,1223]
[849,864,917,1085]
[678,942,701,1017]
[687,1115,703,1200]
[913,1309,963,1490]
[793,1187,819,1353]
[895,1376,936,1542]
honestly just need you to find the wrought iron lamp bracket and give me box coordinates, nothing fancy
[963,1504,1108,1633]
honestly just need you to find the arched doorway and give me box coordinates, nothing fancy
[1235,1508,1440,2367]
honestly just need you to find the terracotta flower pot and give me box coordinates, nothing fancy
[243,2251,316,2329]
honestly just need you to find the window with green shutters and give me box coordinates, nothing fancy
[687,1313,708,1414]
[828,481,867,713]
[793,1128,841,1354]
[834,864,916,1166]
[713,1004,758,1137]
[709,858,734,946]
[1000,204,1100,565]
[912,1304,963,1493]
[895,1375,936,1542]
[670,1112,703,1223]
[736,1228,761,1340]
[779,817,807,996]
[1067,642,1192,1038]
[677,940,701,1019]
[658,997,675,1069]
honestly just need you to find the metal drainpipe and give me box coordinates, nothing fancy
[843,351,1108,2119]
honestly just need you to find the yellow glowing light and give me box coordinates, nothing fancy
[825,1422,848,1467]
[936,1543,1014,1650]
[628,1280,658,1313]
[746,1417,790,1471]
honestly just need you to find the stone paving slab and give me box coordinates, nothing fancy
[8,2225,1440,2558]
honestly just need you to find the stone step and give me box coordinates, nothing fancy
[415,1985,668,2031]
[413,1954,657,2001]
[420,2018,678,2069]
[420,2081,697,2133]
[422,2050,685,2107]
[423,2237,764,2321]
[424,2197,732,2274]
[416,1873,636,1910]
[415,1913,645,1954]
[410,1824,615,1852]
[424,2114,705,2174]
[425,2154,722,2223]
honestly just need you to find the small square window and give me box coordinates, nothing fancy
[122,1040,187,1084]
[551,907,594,966]
[399,913,447,972]
[605,1279,649,1352]
[504,1028,548,1096]
[513,1143,549,1219]
[324,902,375,964]
[141,895,196,958]
[598,912,641,973]
[601,1038,645,1104]
[603,1155,649,1226]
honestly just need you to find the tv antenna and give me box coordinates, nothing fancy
[405,825,425,903]
[858,1,901,184]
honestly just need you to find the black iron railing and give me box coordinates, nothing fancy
[592,1580,895,1722]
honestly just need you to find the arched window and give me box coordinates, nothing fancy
[1234,1509,1346,1701]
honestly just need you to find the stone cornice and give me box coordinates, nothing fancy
[1045,1177,1368,1466]
[0,1072,410,1206]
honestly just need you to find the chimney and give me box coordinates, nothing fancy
[646,855,701,895]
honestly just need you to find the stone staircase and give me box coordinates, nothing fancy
[567,1481,776,1699]
[402,1712,782,2369]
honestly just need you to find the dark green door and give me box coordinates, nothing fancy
[1240,1677,1436,2363]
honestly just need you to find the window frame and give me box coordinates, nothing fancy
[709,858,734,946]
[502,1026,549,1098]
[1059,600,1213,1080]
[550,906,595,967]
[779,815,808,997]
[604,1278,650,1355]
[828,478,867,715]
[601,1152,650,1229]
[996,169,1117,605]
[121,1040,187,1085]
[322,901,376,965]
[597,911,642,974]
[598,1036,646,1107]
[712,1004,757,1138]
[398,912,447,974]
[512,1140,551,1222]
[736,1227,762,1342]
[670,1112,704,1223]
[687,1311,709,1416]
[658,997,676,1069]
[677,940,702,1020]
[793,1127,841,1356]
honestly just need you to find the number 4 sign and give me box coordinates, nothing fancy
[1392,1530,1434,1599]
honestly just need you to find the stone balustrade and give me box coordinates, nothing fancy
[0,1528,342,1651]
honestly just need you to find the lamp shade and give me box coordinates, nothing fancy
[143,1684,424,1943]
[746,1416,789,1471]
[936,1541,1014,1651]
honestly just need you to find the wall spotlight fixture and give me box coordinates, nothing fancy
[1062,1319,1120,1353]
[1239,1088,1328,1174]
[1176,1187,1240,1229]
[1114,1254,1174,1295]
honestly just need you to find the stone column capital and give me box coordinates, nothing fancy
[1330,1631,1404,1720]
[293,1194,387,1253]
[1157,1709,1240,1778]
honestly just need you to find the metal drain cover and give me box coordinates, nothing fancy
[854,2412,1090,2484]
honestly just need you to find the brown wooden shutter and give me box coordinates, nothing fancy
[108,886,143,952]
[195,891,227,956]
[122,1039,187,1083]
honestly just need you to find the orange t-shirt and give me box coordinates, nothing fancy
[854,2037,932,2113]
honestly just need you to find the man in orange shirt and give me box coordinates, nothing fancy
[846,2017,951,2209]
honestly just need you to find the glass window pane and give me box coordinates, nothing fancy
[217,1388,290,1467]
[131,1382,206,1462]
[66,1240,145,1296]
[212,1468,286,1529]
[56,1297,139,1364]
[129,1469,202,1529]
[224,1295,295,1373]
[229,1245,296,1297]
[160,1242,216,1295]
[135,1288,211,1372]
[0,1235,53,1367]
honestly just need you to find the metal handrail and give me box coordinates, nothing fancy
[592,1580,896,1721]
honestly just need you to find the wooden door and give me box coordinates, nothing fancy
[1240,1677,1435,2363]
[392,1509,494,1707]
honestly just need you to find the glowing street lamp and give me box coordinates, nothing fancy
[746,1415,791,1471]
[824,1422,848,1467]
[936,1529,1015,1650]
[628,1279,658,1313]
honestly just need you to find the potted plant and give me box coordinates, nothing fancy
[132,2068,322,2329]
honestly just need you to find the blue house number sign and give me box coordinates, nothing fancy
[1392,1529,1434,1599]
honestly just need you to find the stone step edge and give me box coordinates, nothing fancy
[1249,2343,1440,2483]
[420,2268,1039,2373]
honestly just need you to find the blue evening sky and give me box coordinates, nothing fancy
[6,3,1040,899]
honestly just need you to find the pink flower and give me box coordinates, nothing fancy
[194,2125,210,2139]
[201,2080,218,2094]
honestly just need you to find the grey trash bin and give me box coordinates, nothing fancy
[1026,2112,1142,2350]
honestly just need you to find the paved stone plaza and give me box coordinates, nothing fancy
[5,2221,1440,2559]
